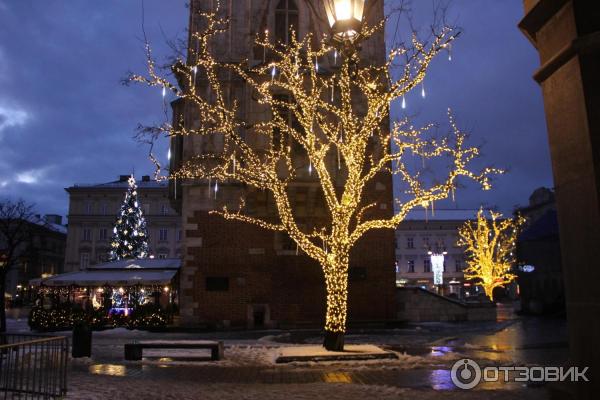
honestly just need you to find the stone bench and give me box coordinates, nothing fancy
[124,340,224,361]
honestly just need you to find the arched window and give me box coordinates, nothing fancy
[275,0,299,45]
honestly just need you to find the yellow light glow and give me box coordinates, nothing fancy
[458,209,525,300]
[334,1,352,20]
[131,1,500,341]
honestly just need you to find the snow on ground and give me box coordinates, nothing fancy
[276,344,390,358]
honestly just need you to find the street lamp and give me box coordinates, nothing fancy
[324,0,366,45]
[428,250,447,292]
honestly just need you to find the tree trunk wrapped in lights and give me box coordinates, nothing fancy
[457,209,526,301]
[130,3,500,351]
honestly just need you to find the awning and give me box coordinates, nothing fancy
[33,269,177,287]
[91,258,181,270]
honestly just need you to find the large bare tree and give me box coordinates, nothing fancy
[0,199,36,333]
[131,4,500,350]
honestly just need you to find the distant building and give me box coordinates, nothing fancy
[395,209,481,299]
[2,215,66,301]
[64,175,182,273]
[516,187,564,314]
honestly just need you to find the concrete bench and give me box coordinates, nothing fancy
[124,340,224,361]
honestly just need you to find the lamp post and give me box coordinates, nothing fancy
[323,0,366,49]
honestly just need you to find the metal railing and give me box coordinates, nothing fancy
[0,334,68,399]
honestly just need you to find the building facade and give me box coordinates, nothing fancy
[3,216,66,301]
[520,2,600,394]
[395,210,479,299]
[515,187,564,314]
[169,0,396,328]
[64,175,182,273]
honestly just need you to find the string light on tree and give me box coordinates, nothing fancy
[457,209,525,300]
[130,0,500,351]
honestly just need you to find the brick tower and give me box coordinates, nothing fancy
[169,0,396,328]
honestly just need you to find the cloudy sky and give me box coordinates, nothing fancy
[0,0,552,218]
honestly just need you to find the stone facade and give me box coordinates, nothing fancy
[170,0,396,328]
[396,287,496,322]
[520,1,600,395]
[3,216,66,299]
[64,176,182,273]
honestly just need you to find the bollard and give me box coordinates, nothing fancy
[72,320,92,358]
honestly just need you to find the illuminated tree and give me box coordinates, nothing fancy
[458,209,525,301]
[109,176,149,261]
[130,4,500,350]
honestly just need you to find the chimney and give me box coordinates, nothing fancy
[44,215,63,225]
[142,175,151,182]
[119,175,130,182]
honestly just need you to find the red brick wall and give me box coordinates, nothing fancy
[184,209,396,327]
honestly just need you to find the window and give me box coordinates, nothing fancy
[275,0,299,46]
[407,260,415,273]
[159,228,168,241]
[85,202,93,215]
[101,203,109,216]
[206,277,229,291]
[406,237,414,249]
[455,259,463,272]
[143,204,150,215]
[98,253,107,263]
[177,230,183,242]
[99,228,108,241]
[161,204,169,216]
[272,94,302,151]
[349,267,367,281]
[423,236,430,247]
[424,259,431,273]
[82,228,92,241]
[80,253,90,269]
[158,253,168,259]
[279,232,296,251]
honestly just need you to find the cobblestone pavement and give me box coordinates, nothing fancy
[67,366,552,400]
[4,316,566,399]
[66,358,546,397]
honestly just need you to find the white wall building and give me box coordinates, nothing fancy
[395,209,481,298]
[64,176,182,273]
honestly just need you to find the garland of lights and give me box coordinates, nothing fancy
[457,209,526,300]
[108,176,149,261]
[130,2,501,346]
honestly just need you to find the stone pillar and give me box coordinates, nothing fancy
[519,1,600,398]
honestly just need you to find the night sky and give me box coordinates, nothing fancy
[0,1,553,219]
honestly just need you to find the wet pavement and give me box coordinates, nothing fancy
[6,307,570,396]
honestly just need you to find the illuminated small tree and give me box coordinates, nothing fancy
[458,209,525,300]
[109,176,149,261]
[130,4,500,350]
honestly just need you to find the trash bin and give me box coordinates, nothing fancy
[72,321,92,358]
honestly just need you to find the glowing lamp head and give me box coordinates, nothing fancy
[324,0,366,43]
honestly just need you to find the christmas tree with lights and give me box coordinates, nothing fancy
[108,176,149,261]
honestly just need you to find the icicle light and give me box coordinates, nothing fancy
[130,2,500,344]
